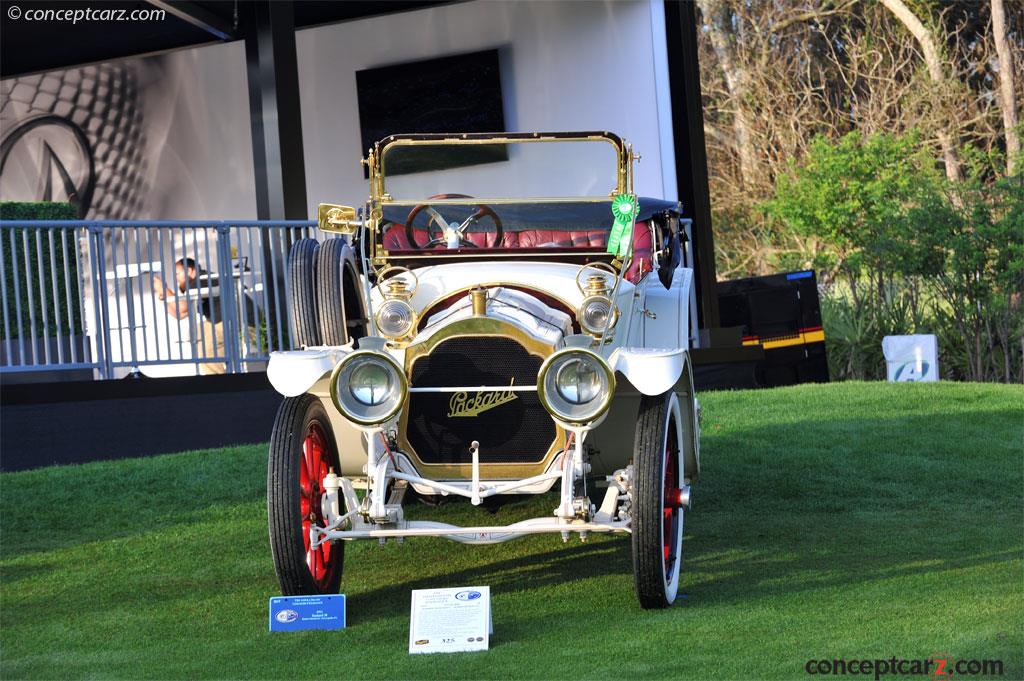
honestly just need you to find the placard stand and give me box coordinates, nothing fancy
[409,587,492,654]
[269,595,346,631]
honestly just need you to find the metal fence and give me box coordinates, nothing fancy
[0,220,321,379]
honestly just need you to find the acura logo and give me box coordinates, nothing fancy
[0,114,96,217]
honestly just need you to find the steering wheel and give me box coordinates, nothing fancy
[404,194,504,249]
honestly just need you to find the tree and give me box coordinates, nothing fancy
[935,171,1024,382]
[878,0,963,182]
[696,0,857,193]
[695,0,758,190]
[990,0,1021,175]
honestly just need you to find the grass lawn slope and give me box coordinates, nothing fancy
[2,382,1021,680]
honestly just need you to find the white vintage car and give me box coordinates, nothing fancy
[266,132,700,608]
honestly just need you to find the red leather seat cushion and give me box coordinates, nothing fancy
[382,221,653,282]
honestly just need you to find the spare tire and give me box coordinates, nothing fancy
[316,237,366,345]
[287,238,321,348]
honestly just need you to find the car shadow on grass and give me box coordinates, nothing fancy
[343,537,632,626]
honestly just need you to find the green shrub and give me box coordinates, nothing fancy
[932,174,1024,382]
[0,202,78,221]
[769,133,1023,383]
[0,202,83,346]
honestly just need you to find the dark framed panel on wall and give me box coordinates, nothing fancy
[355,49,507,176]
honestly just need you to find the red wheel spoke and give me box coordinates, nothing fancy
[313,545,324,580]
[303,439,315,486]
[300,441,312,493]
[298,421,339,589]
[661,417,681,575]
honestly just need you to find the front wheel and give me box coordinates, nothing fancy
[631,391,685,608]
[268,394,344,595]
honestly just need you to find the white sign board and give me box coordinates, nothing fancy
[409,586,492,654]
[882,334,938,382]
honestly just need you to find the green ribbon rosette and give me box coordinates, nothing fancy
[606,194,638,257]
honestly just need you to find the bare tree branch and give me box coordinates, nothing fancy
[878,0,963,182]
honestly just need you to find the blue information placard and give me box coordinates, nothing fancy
[269,595,346,632]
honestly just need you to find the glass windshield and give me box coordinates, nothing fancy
[380,139,620,201]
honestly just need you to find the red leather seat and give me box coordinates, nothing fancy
[383,226,511,249]
[513,229,607,248]
[624,222,653,282]
[382,221,653,282]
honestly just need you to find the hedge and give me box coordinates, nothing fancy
[0,202,83,347]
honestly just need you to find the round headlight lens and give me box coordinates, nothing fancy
[555,357,601,404]
[579,296,615,335]
[538,350,614,425]
[376,299,415,338]
[330,352,407,426]
[349,359,394,406]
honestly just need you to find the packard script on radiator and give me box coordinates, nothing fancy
[447,390,519,418]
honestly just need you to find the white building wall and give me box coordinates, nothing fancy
[145,41,258,220]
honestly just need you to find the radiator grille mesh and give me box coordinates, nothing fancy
[406,336,555,465]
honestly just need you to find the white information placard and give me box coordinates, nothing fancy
[409,586,492,654]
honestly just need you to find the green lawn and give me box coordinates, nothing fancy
[2,382,1021,680]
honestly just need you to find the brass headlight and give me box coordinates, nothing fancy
[538,348,615,425]
[330,351,407,426]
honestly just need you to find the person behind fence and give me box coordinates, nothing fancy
[151,257,226,375]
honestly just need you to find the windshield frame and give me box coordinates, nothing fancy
[365,132,634,269]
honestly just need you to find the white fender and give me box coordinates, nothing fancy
[641,266,694,350]
[608,346,685,396]
[267,348,349,397]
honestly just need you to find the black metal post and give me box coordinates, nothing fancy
[244,0,308,349]
[245,0,308,221]
[664,0,720,332]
